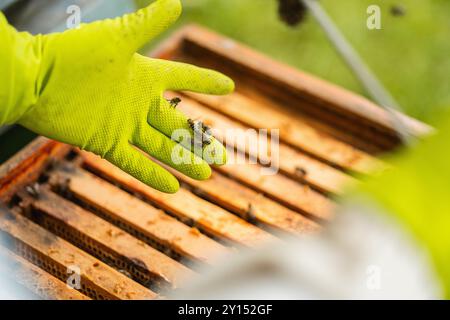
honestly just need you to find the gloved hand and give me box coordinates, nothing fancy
[0,0,234,193]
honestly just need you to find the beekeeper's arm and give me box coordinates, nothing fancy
[0,0,233,193]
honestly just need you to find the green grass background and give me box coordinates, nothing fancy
[143,0,450,124]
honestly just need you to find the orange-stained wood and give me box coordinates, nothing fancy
[0,208,157,300]
[21,187,194,289]
[172,170,320,235]
[176,25,431,142]
[81,152,277,248]
[185,91,384,175]
[0,137,70,202]
[177,95,357,195]
[216,152,335,221]
[0,246,90,300]
[50,166,229,265]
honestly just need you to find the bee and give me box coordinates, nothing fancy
[245,203,257,222]
[187,118,204,148]
[295,167,308,178]
[200,122,211,133]
[200,122,214,146]
[187,118,213,147]
[167,97,182,108]
[25,183,40,199]
[390,5,406,17]
[187,118,200,132]
[201,124,213,146]
[202,122,214,146]
[201,123,213,137]
[278,0,307,27]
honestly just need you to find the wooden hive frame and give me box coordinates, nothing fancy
[0,25,430,300]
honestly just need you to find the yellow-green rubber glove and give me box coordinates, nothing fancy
[0,0,234,193]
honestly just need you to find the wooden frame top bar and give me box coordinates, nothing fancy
[153,25,431,150]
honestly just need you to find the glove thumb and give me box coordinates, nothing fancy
[103,0,182,53]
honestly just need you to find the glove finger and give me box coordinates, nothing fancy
[149,96,228,165]
[106,142,179,193]
[132,125,212,180]
[159,60,235,95]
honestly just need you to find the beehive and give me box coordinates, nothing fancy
[0,25,430,300]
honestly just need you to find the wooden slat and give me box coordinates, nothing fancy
[235,87,389,154]
[178,95,356,195]
[186,91,384,175]
[173,170,320,234]
[20,187,194,290]
[216,152,335,221]
[0,207,157,300]
[0,246,90,300]
[175,97,336,221]
[177,25,431,141]
[50,166,229,265]
[81,153,277,248]
[0,137,70,202]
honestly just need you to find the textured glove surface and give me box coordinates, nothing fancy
[0,0,234,193]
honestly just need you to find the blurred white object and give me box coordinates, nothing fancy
[172,198,442,299]
[0,244,38,299]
